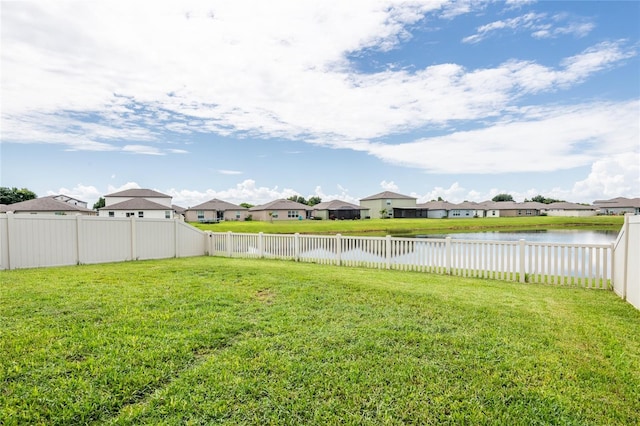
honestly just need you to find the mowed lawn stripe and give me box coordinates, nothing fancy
[1,257,638,425]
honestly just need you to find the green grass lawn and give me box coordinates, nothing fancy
[191,216,624,236]
[2,257,639,425]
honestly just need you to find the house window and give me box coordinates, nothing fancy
[288,210,298,218]
[138,211,144,218]
[452,210,460,217]
[386,200,392,205]
[235,212,240,219]
[109,211,114,217]
[197,210,204,220]
[165,211,171,219]
[526,210,532,216]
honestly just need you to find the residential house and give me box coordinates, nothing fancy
[417,201,456,219]
[50,194,89,209]
[481,201,545,217]
[359,191,417,219]
[311,200,366,220]
[173,205,187,220]
[541,202,597,217]
[185,198,248,222]
[448,201,485,218]
[593,197,640,215]
[2,196,95,215]
[248,199,312,221]
[99,189,173,219]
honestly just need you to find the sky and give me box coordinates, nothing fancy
[1,0,639,208]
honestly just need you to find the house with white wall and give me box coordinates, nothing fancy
[99,189,174,219]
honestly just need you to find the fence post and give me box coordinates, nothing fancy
[258,232,264,258]
[226,231,233,257]
[336,234,342,266]
[294,233,300,261]
[622,214,630,300]
[386,235,392,269]
[519,239,526,283]
[204,231,212,256]
[130,216,137,260]
[174,218,180,258]
[5,212,15,270]
[76,214,83,265]
[445,237,452,275]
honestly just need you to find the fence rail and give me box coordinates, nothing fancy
[207,232,613,288]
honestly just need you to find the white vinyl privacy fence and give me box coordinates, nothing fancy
[612,214,640,309]
[0,213,206,269]
[1,213,638,308]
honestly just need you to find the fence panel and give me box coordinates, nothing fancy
[0,214,207,270]
[208,232,614,289]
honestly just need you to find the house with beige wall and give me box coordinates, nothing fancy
[359,191,417,219]
[185,198,248,222]
[249,199,312,221]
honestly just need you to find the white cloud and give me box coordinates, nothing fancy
[571,153,640,201]
[462,11,594,44]
[166,179,299,207]
[122,145,164,156]
[380,180,399,191]
[218,170,243,175]
[2,1,632,162]
[366,101,639,174]
[310,185,358,204]
[47,184,102,204]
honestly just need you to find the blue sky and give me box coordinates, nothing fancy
[1,0,639,208]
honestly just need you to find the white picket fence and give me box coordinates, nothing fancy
[207,232,613,288]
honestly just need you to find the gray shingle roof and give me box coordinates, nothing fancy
[189,198,247,211]
[99,198,170,211]
[105,188,171,198]
[544,202,595,210]
[249,199,312,211]
[5,196,95,213]
[312,200,362,210]
[360,191,416,201]
[593,197,640,208]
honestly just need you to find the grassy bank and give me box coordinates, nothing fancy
[191,216,624,236]
[1,257,638,424]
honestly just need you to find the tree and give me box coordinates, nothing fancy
[240,202,254,209]
[93,197,105,210]
[0,187,37,204]
[526,195,565,204]
[307,196,322,206]
[492,193,514,202]
[287,195,307,205]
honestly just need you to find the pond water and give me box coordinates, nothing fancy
[415,229,619,245]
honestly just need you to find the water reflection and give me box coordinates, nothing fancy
[415,230,618,245]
